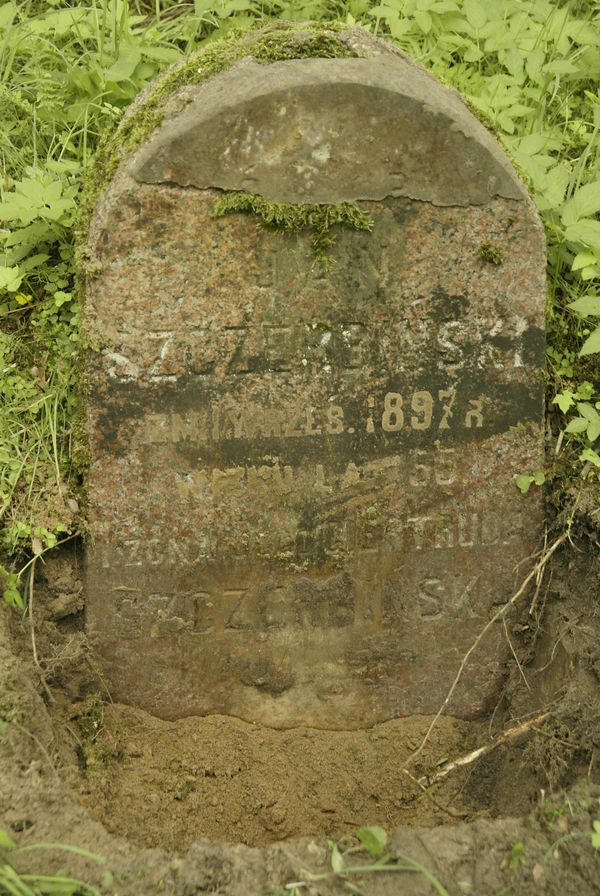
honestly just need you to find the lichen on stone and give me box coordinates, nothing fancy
[213,192,374,264]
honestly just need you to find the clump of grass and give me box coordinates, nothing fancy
[0,827,104,896]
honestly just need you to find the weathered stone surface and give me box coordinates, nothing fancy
[84,28,546,729]
[132,57,526,206]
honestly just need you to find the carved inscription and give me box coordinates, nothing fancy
[105,507,524,570]
[140,387,485,446]
[107,309,537,383]
[112,568,485,636]
[117,321,371,380]
[165,449,458,495]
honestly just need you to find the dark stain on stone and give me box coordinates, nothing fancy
[392,201,419,226]
[431,287,470,320]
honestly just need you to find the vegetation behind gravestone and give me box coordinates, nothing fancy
[0,0,599,596]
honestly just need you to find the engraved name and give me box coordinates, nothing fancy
[111,509,523,570]
[104,313,529,381]
[110,571,482,637]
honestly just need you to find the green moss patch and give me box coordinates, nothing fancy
[79,21,368,258]
[213,192,374,263]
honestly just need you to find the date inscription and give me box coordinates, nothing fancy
[141,386,485,446]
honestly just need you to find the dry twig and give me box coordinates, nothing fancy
[28,557,54,704]
[420,712,550,785]
[402,768,469,818]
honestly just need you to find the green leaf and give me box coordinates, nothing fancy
[580,325,600,357]
[532,470,546,486]
[516,135,548,155]
[525,48,545,81]
[141,46,182,64]
[542,59,579,75]
[576,382,595,400]
[463,44,483,62]
[42,180,63,206]
[568,296,600,317]
[414,10,433,33]
[0,1,16,29]
[504,45,524,81]
[580,449,600,468]
[576,404,600,441]
[592,820,600,849]
[553,391,576,413]
[330,843,344,873]
[562,181,600,227]
[515,474,532,494]
[16,178,45,205]
[580,264,600,282]
[577,403,600,423]
[0,829,17,849]
[565,418,588,433]
[104,45,143,82]
[537,162,570,208]
[588,422,600,443]
[19,253,50,274]
[3,588,23,609]
[356,826,388,857]
[564,220,600,247]
[463,0,487,29]
[572,252,599,272]
[0,267,22,292]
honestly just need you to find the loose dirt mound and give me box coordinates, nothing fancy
[76,707,474,849]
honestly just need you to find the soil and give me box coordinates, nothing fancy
[1,509,600,895]
[76,709,475,849]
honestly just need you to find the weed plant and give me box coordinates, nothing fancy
[0,0,599,591]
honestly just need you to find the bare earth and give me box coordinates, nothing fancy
[1,526,599,895]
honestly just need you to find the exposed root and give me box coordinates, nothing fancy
[503,615,531,691]
[420,711,550,786]
[402,768,469,819]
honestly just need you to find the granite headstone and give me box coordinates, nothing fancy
[84,27,546,728]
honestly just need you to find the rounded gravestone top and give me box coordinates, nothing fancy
[131,54,526,206]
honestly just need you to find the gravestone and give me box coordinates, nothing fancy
[84,26,546,729]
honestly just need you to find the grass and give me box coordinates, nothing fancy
[262,825,452,896]
[0,827,104,896]
[0,0,599,594]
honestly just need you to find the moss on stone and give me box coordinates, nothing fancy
[478,242,505,265]
[78,21,362,248]
[213,192,373,264]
